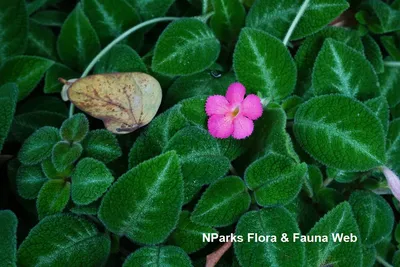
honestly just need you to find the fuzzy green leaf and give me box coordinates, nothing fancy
[126,0,175,21]
[233,28,296,100]
[60,114,89,142]
[0,210,18,267]
[16,165,48,199]
[235,208,305,267]
[70,202,99,216]
[99,151,184,244]
[17,214,110,266]
[358,0,400,34]
[305,202,362,267]
[191,176,251,227]
[379,66,400,108]
[152,18,220,76]
[26,21,57,60]
[312,39,379,100]
[349,190,394,246]
[57,3,100,71]
[0,56,54,100]
[44,63,79,94]
[293,95,386,171]
[365,96,389,133]
[41,158,73,180]
[0,83,18,151]
[82,130,122,163]
[362,35,384,74]
[123,246,192,267]
[211,0,245,42]
[72,158,114,205]
[36,180,70,219]
[246,0,349,40]
[18,126,61,165]
[31,10,68,27]
[387,119,400,175]
[381,35,400,61]
[52,141,82,171]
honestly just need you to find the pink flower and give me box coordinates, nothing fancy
[205,82,263,139]
[382,166,400,201]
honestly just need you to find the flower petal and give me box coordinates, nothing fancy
[383,166,400,202]
[241,94,263,120]
[205,95,230,116]
[226,82,246,105]
[208,114,234,139]
[232,115,254,139]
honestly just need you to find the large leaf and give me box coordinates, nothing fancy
[379,65,400,108]
[306,202,363,267]
[98,151,184,244]
[36,180,70,219]
[26,21,57,60]
[152,18,220,76]
[365,96,389,133]
[0,210,18,267]
[234,208,305,267]
[293,95,386,171]
[123,246,192,267]
[0,83,18,151]
[246,0,349,40]
[17,214,110,266]
[16,165,48,199]
[0,0,28,61]
[233,28,296,101]
[57,3,100,71]
[312,39,379,100]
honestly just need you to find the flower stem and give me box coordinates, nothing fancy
[68,16,180,118]
[384,61,400,67]
[282,0,311,46]
[375,255,393,267]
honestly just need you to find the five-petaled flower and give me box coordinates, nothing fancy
[205,82,263,139]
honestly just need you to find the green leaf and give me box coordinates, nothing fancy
[168,211,217,254]
[312,39,379,100]
[0,0,28,62]
[123,246,192,267]
[18,126,61,165]
[72,158,114,205]
[41,158,73,180]
[57,3,101,71]
[26,0,51,15]
[44,63,79,94]
[326,168,358,183]
[387,119,400,175]
[362,35,384,74]
[82,0,141,46]
[381,35,400,61]
[210,0,245,42]
[246,0,349,40]
[349,190,394,246]
[31,10,68,27]
[379,66,400,108]
[152,18,220,76]
[305,202,362,267]
[82,130,122,163]
[52,141,82,171]
[0,56,54,100]
[16,165,48,199]
[191,176,251,227]
[234,208,305,267]
[0,83,18,151]
[0,210,17,267]
[94,44,147,74]
[26,21,57,60]
[306,165,323,197]
[365,96,389,133]
[358,0,400,34]
[17,214,110,266]
[36,180,70,219]
[293,95,386,171]
[245,153,307,207]
[282,96,304,120]
[70,202,99,216]
[233,28,296,100]
[60,114,89,142]
[98,151,184,244]
[362,246,376,267]
[126,0,175,21]
[394,251,400,267]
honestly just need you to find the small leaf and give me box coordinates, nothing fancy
[358,0,400,34]
[235,208,305,267]
[26,21,57,60]
[71,158,114,205]
[17,214,110,266]
[0,210,18,267]
[0,56,54,100]
[294,95,386,171]
[18,126,61,165]
[16,165,48,199]
[362,35,384,74]
[245,153,307,207]
[306,165,323,197]
[41,158,73,180]
[379,65,400,108]
[52,141,82,171]
[126,0,175,21]
[326,168,358,183]
[60,114,89,142]
[0,83,18,151]
[233,28,296,100]
[191,176,251,227]
[98,151,184,244]
[312,39,379,100]
[152,18,220,76]
[305,202,362,267]
[381,35,400,61]
[57,3,101,71]
[211,0,245,42]
[31,10,68,27]
[82,130,122,163]
[349,190,394,245]
[44,63,79,94]
[36,180,70,219]
[168,211,217,254]
[123,246,192,267]
[365,96,389,133]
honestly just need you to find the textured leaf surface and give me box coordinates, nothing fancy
[0,210,18,267]
[60,114,89,142]
[72,158,114,205]
[16,165,48,199]
[31,10,68,27]
[0,83,18,151]
[41,158,73,180]
[387,119,400,175]
[362,35,384,74]
[82,130,122,163]
[365,96,389,133]
[233,28,296,100]
[293,95,386,171]
[211,0,245,42]
[235,208,305,267]
[36,180,70,219]
[127,0,175,21]
[99,152,183,244]
[359,0,400,34]
[152,18,220,76]
[17,214,110,266]
[123,246,192,267]
[52,141,82,171]
[44,63,79,94]
[379,66,400,108]
[26,21,57,60]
